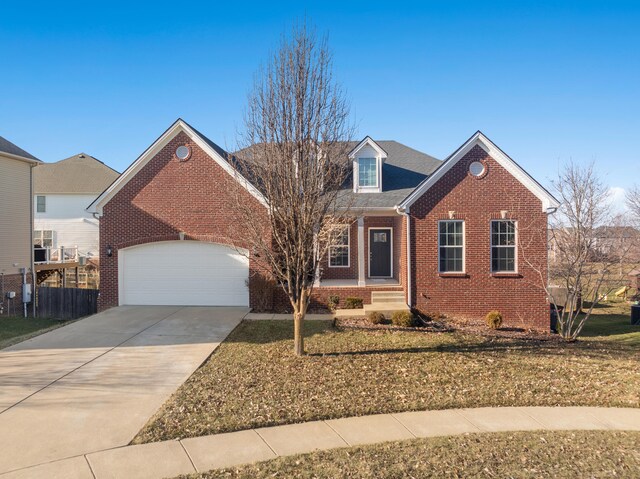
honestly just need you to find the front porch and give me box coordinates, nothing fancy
[319,278,400,288]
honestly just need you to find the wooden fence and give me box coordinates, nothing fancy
[37,287,99,319]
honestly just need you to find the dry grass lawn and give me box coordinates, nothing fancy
[177,430,640,479]
[134,304,639,444]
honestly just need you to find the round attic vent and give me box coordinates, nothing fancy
[469,161,486,177]
[176,145,191,161]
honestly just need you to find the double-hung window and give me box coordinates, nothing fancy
[357,157,377,188]
[329,225,350,267]
[438,221,464,272]
[491,220,517,272]
[36,195,46,213]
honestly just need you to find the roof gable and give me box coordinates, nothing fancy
[399,131,560,212]
[348,136,388,160]
[35,153,120,194]
[87,119,267,215]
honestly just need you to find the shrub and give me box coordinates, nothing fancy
[344,297,363,309]
[485,310,503,329]
[327,295,340,311]
[367,311,385,324]
[391,310,414,327]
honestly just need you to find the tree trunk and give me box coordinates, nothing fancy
[293,310,304,356]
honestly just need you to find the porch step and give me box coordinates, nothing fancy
[363,302,410,316]
[370,291,406,304]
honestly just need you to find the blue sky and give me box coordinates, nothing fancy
[1,1,638,205]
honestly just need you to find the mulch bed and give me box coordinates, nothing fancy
[335,317,453,333]
[336,315,561,342]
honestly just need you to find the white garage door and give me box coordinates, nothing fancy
[119,241,249,306]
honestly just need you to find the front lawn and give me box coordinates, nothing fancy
[134,318,639,444]
[178,430,640,479]
[0,316,69,349]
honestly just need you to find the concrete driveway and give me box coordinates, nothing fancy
[0,306,247,474]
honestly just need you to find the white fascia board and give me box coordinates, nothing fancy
[0,151,41,164]
[87,119,267,215]
[399,132,560,212]
[348,136,388,159]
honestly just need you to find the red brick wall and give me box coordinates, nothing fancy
[410,145,549,330]
[320,220,359,280]
[99,131,267,311]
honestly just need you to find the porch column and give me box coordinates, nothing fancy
[357,216,365,286]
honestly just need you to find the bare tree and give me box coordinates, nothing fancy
[545,161,631,340]
[229,24,354,355]
[628,185,640,226]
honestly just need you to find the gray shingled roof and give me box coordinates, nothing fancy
[186,122,442,209]
[340,140,441,208]
[34,153,120,194]
[0,135,40,161]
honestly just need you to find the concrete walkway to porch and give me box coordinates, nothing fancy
[3,406,639,479]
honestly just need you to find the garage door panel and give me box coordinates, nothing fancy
[119,241,249,306]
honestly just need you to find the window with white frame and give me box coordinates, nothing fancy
[491,220,517,272]
[34,230,53,248]
[36,195,46,213]
[357,157,378,188]
[438,220,464,272]
[328,225,350,267]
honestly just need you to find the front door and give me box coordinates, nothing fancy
[369,228,392,277]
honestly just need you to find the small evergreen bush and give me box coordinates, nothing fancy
[327,295,340,311]
[391,310,414,327]
[344,297,363,309]
[485,310,503,329]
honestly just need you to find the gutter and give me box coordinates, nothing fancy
[395,205,412,308]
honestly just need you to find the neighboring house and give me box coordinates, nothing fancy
[33,153,120,288]
[0,136,40,316]
[89,119,559,330]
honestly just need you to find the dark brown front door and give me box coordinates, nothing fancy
[369,229,391,277]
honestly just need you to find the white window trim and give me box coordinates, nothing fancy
[490,220,518,273]
[367,226,393,278]
[356,157,379,189]
[36,195,46,213]
[328,225,350,268]
[437,220,465,274]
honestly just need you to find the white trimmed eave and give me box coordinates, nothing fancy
[0,151,41,164]
[348,136,388,160]
[399,132,560,213]
[87,119,267,215]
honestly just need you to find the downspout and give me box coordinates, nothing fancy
[395,205,411,308]
[29,163,37,318]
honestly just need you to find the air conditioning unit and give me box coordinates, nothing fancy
[79,256,87,266]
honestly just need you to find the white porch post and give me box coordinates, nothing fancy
[357,216,365,286]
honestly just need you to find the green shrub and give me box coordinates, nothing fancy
[485,310,503,329]
[391,310,414,327]
[367,311,385,324]
[327,295,340,311]
[344,297,363,309]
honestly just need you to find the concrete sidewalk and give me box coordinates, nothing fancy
[3,406,639,479]
[0,306,247,474]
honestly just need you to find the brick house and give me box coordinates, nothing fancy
[88,119,559,329]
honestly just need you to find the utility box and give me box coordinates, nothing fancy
[22,284,32,303]
[6,291,16,299]
[632,305,640,326]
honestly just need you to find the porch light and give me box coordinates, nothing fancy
[106,245,113,257]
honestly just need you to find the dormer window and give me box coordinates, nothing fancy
[349,136,387,194]
[357,158,378,188]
